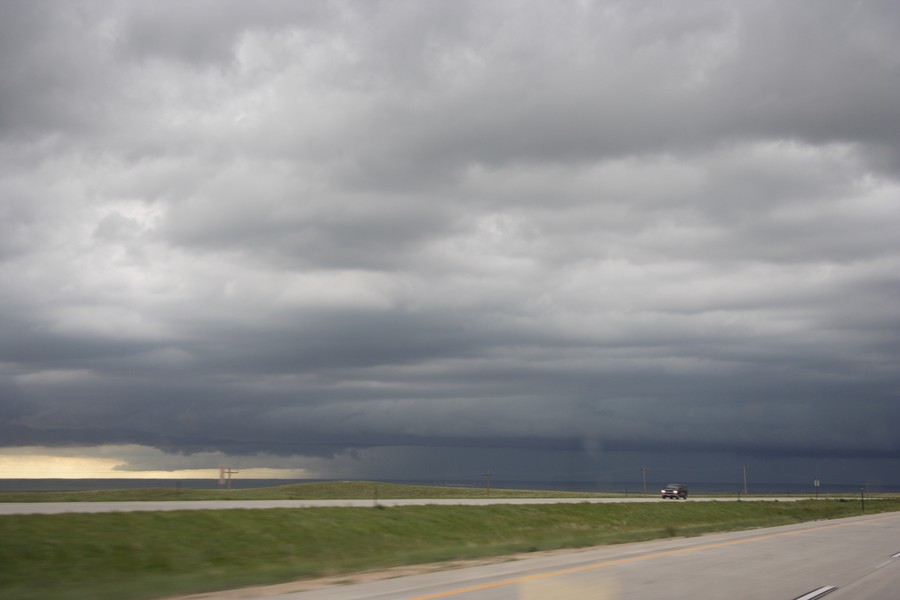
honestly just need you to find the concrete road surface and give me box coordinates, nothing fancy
[255,511,900,600]
[0,496,811,515]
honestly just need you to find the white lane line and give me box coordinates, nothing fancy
[793,586,837,600]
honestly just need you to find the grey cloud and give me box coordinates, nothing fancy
[0,2,116,139]
[112,0,336,65]
[296,1,900,184]
[711,1,900,148]
[0,0,898,485]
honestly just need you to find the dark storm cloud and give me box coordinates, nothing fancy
[1,0,898,483]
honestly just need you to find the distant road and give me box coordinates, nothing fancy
[0,496,813,515]
[257,511,900,599]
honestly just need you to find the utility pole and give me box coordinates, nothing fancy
[219,465,238,491]
[640,466,649,496]
[742,465,749,496]
[481,471,495,498]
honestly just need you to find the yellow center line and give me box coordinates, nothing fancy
[411,512,900,599]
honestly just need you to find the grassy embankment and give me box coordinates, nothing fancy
[1,482,898,600]
[0,481,607,503]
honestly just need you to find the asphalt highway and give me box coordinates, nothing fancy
[0,496,812,515]
[260,511,900,600]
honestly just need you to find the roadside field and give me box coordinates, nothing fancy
[0,481,608,503]
[2,498,899,600]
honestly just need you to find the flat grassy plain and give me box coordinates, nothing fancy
[1,484,898,600]
[0,481,605,503]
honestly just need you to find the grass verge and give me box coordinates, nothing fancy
[0,481,610,503]
[2,498,899,600]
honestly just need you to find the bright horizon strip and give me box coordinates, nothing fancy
[0,447,311,479]
[0,454,221,478]
[411,513,900,599]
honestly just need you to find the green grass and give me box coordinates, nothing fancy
[0,481,612,503]
[2,498,899,600]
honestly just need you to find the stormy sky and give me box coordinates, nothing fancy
[1,0,899,487]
